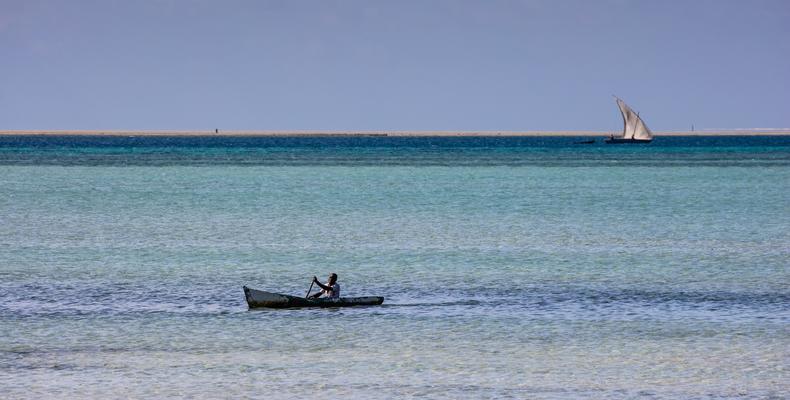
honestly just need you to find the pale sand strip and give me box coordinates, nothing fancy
[0,129,789,137]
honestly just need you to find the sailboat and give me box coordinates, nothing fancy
[605,97,653,144]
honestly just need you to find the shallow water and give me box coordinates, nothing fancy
[1,136,788,399]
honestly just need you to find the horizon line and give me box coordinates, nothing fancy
[1,129,790,137]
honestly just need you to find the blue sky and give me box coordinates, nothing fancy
[1,0,788,131]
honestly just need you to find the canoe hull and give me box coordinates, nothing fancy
[243,286,384,309]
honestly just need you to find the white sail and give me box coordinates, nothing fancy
[615,97,653,140]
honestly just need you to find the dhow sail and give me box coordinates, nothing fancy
[615,97,653,141]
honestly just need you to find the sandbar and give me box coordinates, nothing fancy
[1,129,788,137]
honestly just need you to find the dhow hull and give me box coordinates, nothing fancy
[604,138,652,144]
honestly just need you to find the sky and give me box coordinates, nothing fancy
[1,0,788,131]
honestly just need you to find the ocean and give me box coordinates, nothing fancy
[0,135,788,399]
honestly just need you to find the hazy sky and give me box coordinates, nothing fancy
[1,0,788,131]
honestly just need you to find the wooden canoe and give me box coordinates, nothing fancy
[243,286,384,309]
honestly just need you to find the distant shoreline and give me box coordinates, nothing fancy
[1,129,789,137]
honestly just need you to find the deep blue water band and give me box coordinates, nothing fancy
[0,135,788,167]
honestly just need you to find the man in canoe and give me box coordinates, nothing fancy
[309,273,340,299]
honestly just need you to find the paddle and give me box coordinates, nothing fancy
[305,278,315,298]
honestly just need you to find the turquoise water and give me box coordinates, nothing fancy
[1,136,788,399]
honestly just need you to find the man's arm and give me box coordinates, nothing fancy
[312,276,331,291]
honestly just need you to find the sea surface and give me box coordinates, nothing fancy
[0,136,788,399]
